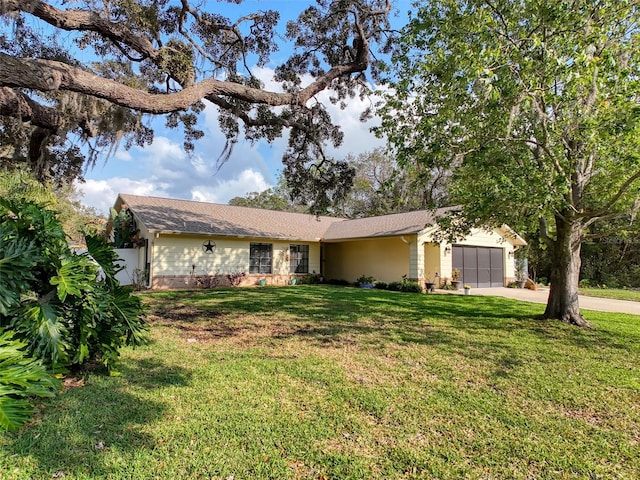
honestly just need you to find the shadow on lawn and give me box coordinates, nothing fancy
[144,286,636,359]
[2,357,192,478]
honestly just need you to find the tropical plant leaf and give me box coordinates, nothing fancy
[0,393,34,432]
[0,234,37,315]
[85,234,121,280]
[50,256,96,301]
[110,286,148,347]
[23,301,69,366]
[0,332,59,432]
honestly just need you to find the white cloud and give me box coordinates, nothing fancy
[77,177,165,215]
[191,168,270,204]
[113,149,133,161]
[143,135,187,160]
[78,167,272,215]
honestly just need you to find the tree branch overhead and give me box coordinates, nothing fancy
[0,0,393,210]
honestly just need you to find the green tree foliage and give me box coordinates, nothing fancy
[229,148,451,217]
[335,148,450,217]
[0,168,105,245]
[0,0,395,212]
[381,0,640,326]
[0,199,147,372]
[109,207,140,248]
[0,332,60,431]
[228,175,307,213]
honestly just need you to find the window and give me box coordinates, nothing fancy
[290,244,309,274]
[250,243,272,274]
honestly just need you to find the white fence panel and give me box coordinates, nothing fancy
[114,248,139,286]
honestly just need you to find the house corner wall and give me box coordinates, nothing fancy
[408,237,423,286]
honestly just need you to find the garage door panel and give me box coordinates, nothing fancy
[462,248,477,285]
[453,245,504,288]
[490,248,504,287]
[477,248,492,287]
[463,268,477,286]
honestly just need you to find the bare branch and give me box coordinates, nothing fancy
[2,0,159,60]
[590,169,640,218]
[0,53,367,113]
[582,211,625,230]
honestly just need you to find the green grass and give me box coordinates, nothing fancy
[579,287,640,302]
[2,285,639,479]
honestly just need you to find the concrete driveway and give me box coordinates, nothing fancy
[444,287,640,315]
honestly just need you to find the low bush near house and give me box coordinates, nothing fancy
[400,281,423,293]
[356,274,375,284]
[195,273,221,289]
[387,281,402,291]
[298,273,323,284]
[226,271,247,287]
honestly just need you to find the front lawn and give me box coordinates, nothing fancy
[579,287,640,302]
[1,286,639,479]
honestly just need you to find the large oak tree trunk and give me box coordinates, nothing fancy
[543,213,593,327]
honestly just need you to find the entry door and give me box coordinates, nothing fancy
[452,246,504,288]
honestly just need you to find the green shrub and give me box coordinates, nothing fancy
[299,273,323,284]
[579,278,592,288]
[0,332,60,431]
[400,281,423,293]
[356,275,375,284]
[387,281,403,291]
[374,281,388,290]
[0,199,147,372]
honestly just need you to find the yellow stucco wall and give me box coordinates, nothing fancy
[150,234,320,278]
[420,228,518,282]
[323,236,412,283]
[423,242,441,284]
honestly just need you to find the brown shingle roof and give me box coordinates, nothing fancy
[118,194,454,242]
[323,208,450,240]
[118,193,344,241]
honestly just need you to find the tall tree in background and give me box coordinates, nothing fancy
[381,0,640,326]
[228,148,451,217]
[335,147,450,217]
[0,169,104,243]
[0,0,394,211]
[228,175,307,213]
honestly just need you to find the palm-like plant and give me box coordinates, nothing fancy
[1,199,147,371]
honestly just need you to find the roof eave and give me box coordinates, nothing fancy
[149,230,321,242]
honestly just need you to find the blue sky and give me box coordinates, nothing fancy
[75,1,412,214]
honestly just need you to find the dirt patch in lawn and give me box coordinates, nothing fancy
[148,304,223,322]
[147,306,308,345]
